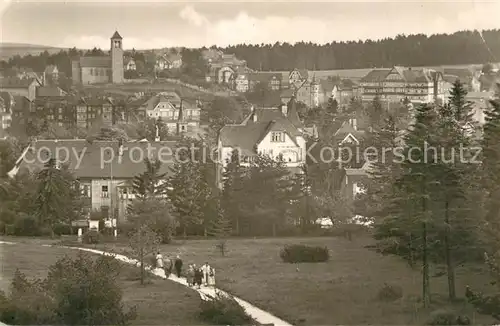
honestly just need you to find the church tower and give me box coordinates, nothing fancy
[310,76,320,108]
[110,31,124,84]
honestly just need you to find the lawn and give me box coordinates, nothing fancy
[84,234,495,325]
[0,242,210,325]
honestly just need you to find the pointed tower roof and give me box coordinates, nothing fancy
[111,31,123,40]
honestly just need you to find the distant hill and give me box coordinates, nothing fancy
[0,43,67,61]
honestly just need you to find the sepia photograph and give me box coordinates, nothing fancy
[0,0,500,325]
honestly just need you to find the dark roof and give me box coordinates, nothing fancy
[78,56,111,68]
[334,120,365,143]
[286,97,303,128]
[36,86,67,98]
[248,72,282,83]
[360,69,391,83]
[0,77,36,88]
[111,31,123,40]
[220,107,304,155]
[17,140,178,179]
[280,88,295,98]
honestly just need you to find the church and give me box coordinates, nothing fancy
[72,31,124,85]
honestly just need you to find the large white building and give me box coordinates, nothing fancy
[217,99,315,188]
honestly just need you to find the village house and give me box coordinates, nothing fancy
[465,91,495,125]
[247,72,283,91]
[9,139,177,222]
[289,69,310,88]
[359,66,445,104]
[0,92,13,130]
[155,53,183,71]
[32,96,78,128]
[0,77,40,101]
[205,52,247,83]
[72,31,124,85]
[438,68,481,93]
[124,58,136,71]
[217,99,310,188]
[76,97,127,129]
[135,91,201,135]
[294,78,322,108]
[43,65,59,86]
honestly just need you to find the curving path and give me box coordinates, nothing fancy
[0,241,293,326]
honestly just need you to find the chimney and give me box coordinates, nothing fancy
[351,118,357,130]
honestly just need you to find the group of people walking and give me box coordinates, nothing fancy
[154,252,215,288]
[186,262,215,289]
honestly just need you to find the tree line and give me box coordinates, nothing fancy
[221,29,500,71]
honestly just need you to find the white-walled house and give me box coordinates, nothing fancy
[9,139,176,223]
[217,100,309,188]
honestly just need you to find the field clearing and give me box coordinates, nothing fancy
[76,235,496,325]
[0,242,209,325]
[271,62,499,81]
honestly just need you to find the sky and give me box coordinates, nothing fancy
[1,0,500,49]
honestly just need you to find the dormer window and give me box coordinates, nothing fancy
[271,132,285,142]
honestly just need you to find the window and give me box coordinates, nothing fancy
[271,132,285,142]
[81,184,90,197]
[101,206,110,219]
[101,185,109,198]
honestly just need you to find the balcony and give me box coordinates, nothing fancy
[101,192,109,198]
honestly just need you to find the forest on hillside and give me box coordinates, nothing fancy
[221,29,500,71]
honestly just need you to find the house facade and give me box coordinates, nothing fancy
[72,31,124,85]
[0,92,13,130]
[0,77,39,101]
[359,66,445,104]
[247,72,283,91]
[125,58,136,71]
[43,65,59,86]
[289,69,309,88]
[136,92,201,135]
[11,139,177,222]
[217,100,308,188]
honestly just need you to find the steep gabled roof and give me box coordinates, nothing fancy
[360,69,391,83]
[111,31,123,40]
[220,107,304,155]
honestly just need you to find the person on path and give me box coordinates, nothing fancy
[186,265,195,286]
[174,255,183,277]
[201,262,210,286]
[155,251,164,270]
[208,266,216,287]
[194,266,203,289]
[164,255,172,277]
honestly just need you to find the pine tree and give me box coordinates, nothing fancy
[130,158,167,202]
[369,95,384,130]
[220,149,245,235]
[167,148,211,236]
[33,158,72,238]
[374,104,441,307]
[207,200,232,256]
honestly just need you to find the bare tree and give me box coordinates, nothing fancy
[129,224,161,285]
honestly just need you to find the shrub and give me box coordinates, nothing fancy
[13,215,40,236]
[199,292,255,325]
[280,244,329,263]
[0,253,136,325]
[376,283,403,302]
[427,308,470,325]
[82,230,100,244]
